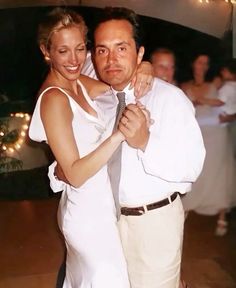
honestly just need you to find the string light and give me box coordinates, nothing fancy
[0,113,31,154]
[198,0,236,3]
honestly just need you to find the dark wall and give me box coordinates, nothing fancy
[0,6,232,109]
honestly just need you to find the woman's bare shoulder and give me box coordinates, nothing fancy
[39,85,70,110]
[180,80,192,91]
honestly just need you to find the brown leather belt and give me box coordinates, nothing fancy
[120,192,179,216]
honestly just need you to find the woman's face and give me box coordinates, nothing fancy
[47,26,87,81]
[192,55,209,76]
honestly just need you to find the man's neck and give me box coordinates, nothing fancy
[112,82,131,93]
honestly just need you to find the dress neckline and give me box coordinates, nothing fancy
[40,79,102,123]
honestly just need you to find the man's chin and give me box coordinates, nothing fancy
[102,77,123,87]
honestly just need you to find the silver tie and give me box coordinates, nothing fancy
[108,92,126,217]
[113,92,126,131]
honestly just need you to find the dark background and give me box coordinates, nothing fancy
[0,6,233,115]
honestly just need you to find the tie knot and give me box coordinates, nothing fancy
[116,92,126,105]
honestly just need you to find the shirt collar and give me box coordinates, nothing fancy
[111,84,136,104]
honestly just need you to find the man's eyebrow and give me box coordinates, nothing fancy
[95,41,131,48]
[95,44,107,49]
[116,41,130,46]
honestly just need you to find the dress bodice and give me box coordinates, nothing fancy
[29,79,110,157]
[185,83,221,127]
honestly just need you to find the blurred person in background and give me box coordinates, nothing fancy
[181,53,236,237]
[150,47,177,85]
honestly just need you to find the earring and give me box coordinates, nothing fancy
[45,56,50,62]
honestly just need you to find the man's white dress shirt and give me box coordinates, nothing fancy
[111,78,205,206]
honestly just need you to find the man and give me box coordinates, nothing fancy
[218,59,236,158]
[91,7,205,288]
[150,47,176,84]
[52,7,205,288]
[218,59,236,123]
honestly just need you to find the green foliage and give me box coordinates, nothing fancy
[0,118,23,173]
[0,156,23,172]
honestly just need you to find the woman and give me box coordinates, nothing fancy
[181,53,236,236]
[29,8,152,287]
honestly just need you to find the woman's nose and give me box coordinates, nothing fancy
[69,52,78,64]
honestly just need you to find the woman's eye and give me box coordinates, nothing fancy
[59,50,67,54]
[77,47,85,52]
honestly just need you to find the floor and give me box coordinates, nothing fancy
[0,196,235,288]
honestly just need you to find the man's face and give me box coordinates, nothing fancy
[152,52,175,83]
[94,19,143,91]
[220,67,234,81]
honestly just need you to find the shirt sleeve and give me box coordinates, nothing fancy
[81,51,98,80]
[48,161,67,193]
[138,89,206,183]
[218,85,227,103]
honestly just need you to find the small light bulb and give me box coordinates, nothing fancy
[22,124,29,130]
[18,138,24,144]
[8,147,14,153]
[25,114,31,121]
[15,143,21,150]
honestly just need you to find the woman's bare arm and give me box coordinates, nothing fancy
[40,88,124,188]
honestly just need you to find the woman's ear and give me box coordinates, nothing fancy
[137,46,145,65]
[40,44,50,62]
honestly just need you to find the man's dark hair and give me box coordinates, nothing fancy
[223,59,236,75]
[92,7,143,50]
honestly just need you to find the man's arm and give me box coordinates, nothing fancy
[120,88,206,183]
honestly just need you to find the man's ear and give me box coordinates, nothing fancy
[137,46,145,65]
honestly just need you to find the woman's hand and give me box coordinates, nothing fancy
[112,129,126,143]
[129,61,154,99]
[219,113,236,123]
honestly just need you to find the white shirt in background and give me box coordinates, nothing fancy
[218,81,236,115]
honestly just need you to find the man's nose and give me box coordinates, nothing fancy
[107,51,117,63]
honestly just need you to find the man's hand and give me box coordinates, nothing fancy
[129,61,154,99]
[54,163,69,184]
[118,104,150,151]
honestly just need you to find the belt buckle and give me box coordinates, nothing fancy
[140,205,148,214]
[138,208,145,215]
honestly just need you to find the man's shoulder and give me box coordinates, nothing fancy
[150,78,194,110]
[152,78,186,100]
[153,78,182,93]
[219,81,236,94]
[224,81,236,89]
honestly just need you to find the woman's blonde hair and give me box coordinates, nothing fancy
[38,7,88,50]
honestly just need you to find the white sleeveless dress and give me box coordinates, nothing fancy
[29,80,130,288]
[182,84,236,215]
